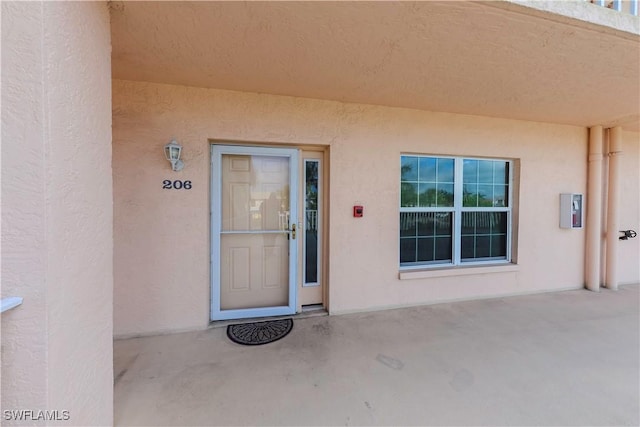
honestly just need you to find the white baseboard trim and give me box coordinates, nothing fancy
[330,285,584,316]
[114,324,209,340]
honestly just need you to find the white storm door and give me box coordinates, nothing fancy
[211,145,298,321]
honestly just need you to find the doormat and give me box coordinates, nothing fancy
[227,319,293,346]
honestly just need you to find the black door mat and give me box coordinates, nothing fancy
[227,319,293,345]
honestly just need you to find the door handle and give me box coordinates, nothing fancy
[289,223,296,240]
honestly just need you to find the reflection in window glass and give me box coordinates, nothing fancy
[493,162,508,185]
[401,182,418,207]
[462,160,509,207]
[305,160,319,284]
[418,157,436,182]
[437,158,455,182]
[400,155,512,267]
[418,182,436,207]
[400,156,454,208]
[463,159,478,183]
[400,212,452,264]
[401,157,418,181]
[221,155,290,232]
[461,212,507,260]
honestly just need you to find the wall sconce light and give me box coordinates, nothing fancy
[164,139,184,171]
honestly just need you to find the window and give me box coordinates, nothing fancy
[400,155,512,268]
[304,159,320,286]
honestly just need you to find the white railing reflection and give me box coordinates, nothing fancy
[400,212,451,232]
[306,210,318,231]
[588,0,638,16]
[399,212,501,233]
[279,211,290,231]
[278,210,317,231]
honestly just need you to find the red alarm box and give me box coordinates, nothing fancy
[353,205,364,217]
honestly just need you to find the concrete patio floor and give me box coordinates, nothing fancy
[114,285,640,426]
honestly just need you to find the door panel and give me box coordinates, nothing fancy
[211,146,298,321]
[220,234,288,310]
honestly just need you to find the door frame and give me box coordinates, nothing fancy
[210,144,299,321]
[297,151,325,309]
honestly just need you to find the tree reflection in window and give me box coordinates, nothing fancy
[305,160,319,284]
[400,155,511,266]
[400,156,454,208]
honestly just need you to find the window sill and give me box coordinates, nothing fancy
[399,263,519,280]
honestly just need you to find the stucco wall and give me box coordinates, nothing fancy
[1,1,49,414]
[618,131,640,284]
[110,79,637,337]
[1,2,113,425]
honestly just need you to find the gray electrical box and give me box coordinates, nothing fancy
[560,193,583,229]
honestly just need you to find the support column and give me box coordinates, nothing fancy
[1,2,113,424]
[585,126,603,292]
[605,127,622,290]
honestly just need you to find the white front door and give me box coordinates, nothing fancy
[211,145,298,321]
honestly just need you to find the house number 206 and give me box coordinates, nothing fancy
[162,180,192,190]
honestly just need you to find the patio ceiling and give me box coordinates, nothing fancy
[110,1,640,131]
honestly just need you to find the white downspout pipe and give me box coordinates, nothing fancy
[605,127,622,290]
[586,126,603,292]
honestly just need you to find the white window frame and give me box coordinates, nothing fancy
[400,155,513,270]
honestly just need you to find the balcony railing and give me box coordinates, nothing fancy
[589,0,639,16]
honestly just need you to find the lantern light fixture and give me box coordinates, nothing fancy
[164,139,184,171]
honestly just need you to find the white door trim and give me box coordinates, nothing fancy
[210,145,299,321]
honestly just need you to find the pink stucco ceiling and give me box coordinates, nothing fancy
[110,1,640,131]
